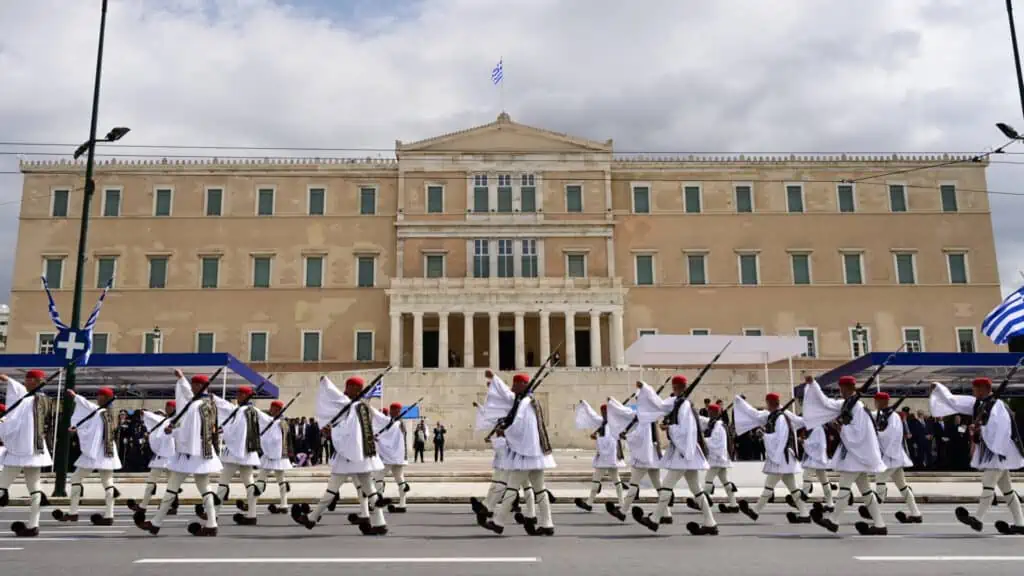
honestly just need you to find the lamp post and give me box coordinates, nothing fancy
[153,326,163,353]
[52,0,130,497]
[853,322,867,357]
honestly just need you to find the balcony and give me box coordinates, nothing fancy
[386,276,627,311]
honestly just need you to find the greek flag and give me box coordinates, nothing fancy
[41,275,113,365]
[982,286,1024,345]
[491,59,503,85]
[366,379,383,398]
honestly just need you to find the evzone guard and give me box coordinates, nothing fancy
[799,424,835,513]
[734,392,811,525]
[127,400,179,518]
[471,371,529,523]
[930,375,1024,534]
[802,375,889,535]
[868,391,922,524]
[631,376,718,535]
[52,387,122,526]
[696,402,739,514]
[255,400,295,515]
[373,402,413,513]
[135,369,223,536]
[573,400,626,513]
[292,375,389,535]
[202,385,263,526]
[0,371,53,538]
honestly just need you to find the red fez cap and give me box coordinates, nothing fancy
[345,376,365,387]
[0,404,6,413]
[972,377,993,387]
[671,375,688,386]
[26,369,45,380]
[838,376,857,387]
[191,374,210,385]
[389,402,402,414]
[238,385,254,396]
[708,403,721,414]
[513,373,530,384]
[165,400,176,409]
[97,387,115,398]
[600,403,608,412]
[271,400,284,409]
[766,392,781,403]
[874,392,890,401]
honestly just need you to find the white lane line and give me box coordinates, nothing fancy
[135,557,540,565]
[0,538,81,542]
[0,547,24,551]
[42,530,124,534]
[856,556,1024,562]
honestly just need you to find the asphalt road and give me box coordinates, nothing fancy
[1,504,1023,576]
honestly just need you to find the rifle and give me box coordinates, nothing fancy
[615,380,670,438]
[328,366,393,428]
[220,379,270,427]
[837,344,907,424]
[484,345,562,441]
[73,396,116,428]
[259,392,302,436]
[375,397,424,439]
[657,340,734,432]
[148,368,224,434]
[703,402,734,437]
[1,360,81,416]
[974,356,1024,427]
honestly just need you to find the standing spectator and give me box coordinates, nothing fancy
[929,416,947,469]
[306,421,321,466]
[432,422,447,462]
[413,421,426,463]
[909,411,930,468]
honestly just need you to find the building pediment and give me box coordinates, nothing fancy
[396,112,613,155]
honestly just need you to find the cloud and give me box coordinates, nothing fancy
[1,0,1023,303]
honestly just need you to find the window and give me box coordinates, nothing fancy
[957,328,976,353]
[360,186,376,215]
[44,257,65,289]
[355,331,374,362]
[305,256,324,287]
[734,184,753,213]
[196,332,215,354]
[143,332,160,354]
[302,331,321,362]
[249,332,268,362]
[566,253,587,278]
[91,333,109,354]
[687,253,707,285]
[947,252,969,284]
[497,239,514,278]
[850,326,872,357]
[102,188,121,217]
[308,187,325,216]
[201,256,220,288]
[786,184,804,213]
[894,252,916,285]
[889,184,907,212]
[797,328,817,358]
[497,175,513,213]
[635,254,655,286]
[791,253,811,285]
[96,256,117,289]
[903,328,924,352]
[426,185,444,214]
[205,188,223,216]
[738,253,759,285]
[425,254,445,278]
[149,257,168,289]
[473,239,490,278]
[521,240,538,278]
[566,185,583,213]
[257,188,275,216]
[37,333,56,354]
[691,329,710,336]
[52,189,69,217]
[941,184,958,212]
[842,252,863,285]
[473,175,489,212]
[520,174,536,212]
[154,188,173,216]
[743,328,763,336]
[357,256,375,287]
[638,329,657,339]
[837,184,855,213]
[684,185,702,213]
[632,185,650,214]
[253,256,272,288]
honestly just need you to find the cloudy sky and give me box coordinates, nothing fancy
[2,0,1024,302]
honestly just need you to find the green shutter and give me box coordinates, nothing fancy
[92,333,108,354]
[735,186,752,213]
[144,333,157,354]
[687,255,706,285]
[253,257,272,288]
[97,257,116,288]
[426,255,444,278]
[197,333,215,353]
[149,258,167,288]
[249,333,268,362]
[45,258,64,289]
[356,332,373,361]
[844,254,863,284]
[309,188,325,215]
[566,185,583,212]
[520,186,536,212]
[684,186,701,213]
[206,189,223,216]
[258,189,274,215]
[357,257,375,287]
[360,187,376,215]
[497,187,513,212]
[567,254,586,278]
[52,190,69,217]
[798,329,816,357]
[948,253,967,284]
[473,187,488,211]
[792,254,811,285]
[889,185,907,212]
[941,185,958,212]
[896,253,915,284]
[837,185,855,213]
[305,256,323,287]
[302,332,320,361]
[201,257,219,288]
[427,186,444,213]
[633,187,650,213]
[636,255,654,285]
[155,189,172,216]
[103,189,120,217]
[786,186,803,213]
[740,254,758,285]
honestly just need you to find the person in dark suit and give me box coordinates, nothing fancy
[306,422,321,466]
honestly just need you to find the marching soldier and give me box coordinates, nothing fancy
[697,403,739,513]
[204,385,262,526]
[0,371,53,538]
[800,424,835,513]
[128,401,179,519]
[374,402,411,513]
[574,401,626,512]
[868,392,922,524]
[255,400,294,514]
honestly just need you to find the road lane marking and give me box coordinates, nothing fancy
[0,538,81,542]
[0,547,24,551]
[856,556,1024,562]
[135,557,540,564]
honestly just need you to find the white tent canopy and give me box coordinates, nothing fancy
[625,334,807,367]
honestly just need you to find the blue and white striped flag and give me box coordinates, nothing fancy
[491,59,503,85]
[982,285,1024,345]
[41,275,113,365]
[365,379,383,399]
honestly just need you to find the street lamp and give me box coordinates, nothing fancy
[853,322,867,357]
[52,0,126,497]
[153,326,163,353]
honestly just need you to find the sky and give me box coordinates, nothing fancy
[1,0,1024,303]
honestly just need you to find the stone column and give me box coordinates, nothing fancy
[564,310,577,367]
[514,311,526,369]
[389,312,402,366]
[463,312,475,368]
[489,311,500,369]
[539,310,551,366]
[610,309,625,367]
[412,311,424,370]
[438,312,449,369]
[589,310,602,367]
